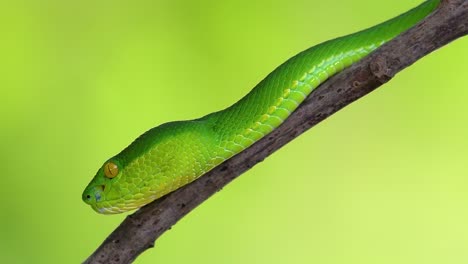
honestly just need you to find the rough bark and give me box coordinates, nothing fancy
[84,0,468,263]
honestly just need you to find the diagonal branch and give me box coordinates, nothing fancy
[84,0,468,263]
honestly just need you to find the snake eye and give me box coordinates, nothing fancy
[104,162,119,179]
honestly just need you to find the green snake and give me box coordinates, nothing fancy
[83,0,440,214]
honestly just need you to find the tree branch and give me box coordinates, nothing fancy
[84,0,468,263]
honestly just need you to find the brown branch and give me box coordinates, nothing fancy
[84,0,468,263]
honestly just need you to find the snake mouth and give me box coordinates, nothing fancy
[93,205,126,214]
[90,201,139,214]
[89,194,159,214]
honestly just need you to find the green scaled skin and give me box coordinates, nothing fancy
[83,0,440,214]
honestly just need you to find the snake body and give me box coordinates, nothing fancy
[83,0,440,214]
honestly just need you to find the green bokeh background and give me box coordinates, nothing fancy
[1,0,467,263]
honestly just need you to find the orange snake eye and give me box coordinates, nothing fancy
[104,162,119,179]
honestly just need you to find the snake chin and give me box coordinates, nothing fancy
[90,193,160,214]
[91,203,135,214]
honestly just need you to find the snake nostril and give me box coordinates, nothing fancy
[86,194,91,200]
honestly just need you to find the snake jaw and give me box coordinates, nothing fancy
[90,198,149,214]
[91,203,125,214]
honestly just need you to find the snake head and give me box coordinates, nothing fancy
[82,159,126,214]
[82,128,177,214]
[82,158,156,214]
[82,121,209,214]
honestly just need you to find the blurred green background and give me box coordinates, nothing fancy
[1,0,467,263]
